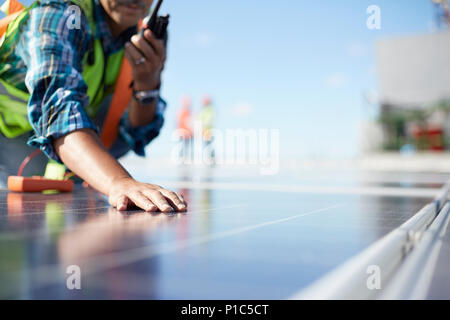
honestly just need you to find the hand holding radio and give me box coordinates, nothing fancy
[124,0,169,91]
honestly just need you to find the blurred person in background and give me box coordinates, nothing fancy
[176,95,193,164]
[198,95,215,165]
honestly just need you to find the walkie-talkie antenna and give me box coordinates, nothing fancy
[140,0,169,40]
[148,0,164,27]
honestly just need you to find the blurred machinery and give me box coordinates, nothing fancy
[372,2,450,153]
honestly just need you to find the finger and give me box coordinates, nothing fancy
[117,195,129,211]
[129,191,158,212]
[172,191,188,209]
[159,189,186,212]
[176,192,187,206]
[143,30,166,59]
[130,35,158,64]
[123,48,134,65]
[125,42,144,63]
[142,189,173,213]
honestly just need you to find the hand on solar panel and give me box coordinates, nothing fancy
[53,129,187,213]
[108,176,187,213]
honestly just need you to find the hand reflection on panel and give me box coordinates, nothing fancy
[57,208,179,298]
[58,208,177,264]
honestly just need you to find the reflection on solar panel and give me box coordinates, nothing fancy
[0,169,449,299]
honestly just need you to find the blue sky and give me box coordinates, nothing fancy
[12,0,440,158]
[157,0,438,158]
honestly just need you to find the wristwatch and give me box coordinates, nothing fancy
[132,88,159,105]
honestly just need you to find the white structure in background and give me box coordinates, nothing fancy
[374,31,450,153]
[376,31,450,108]
[358,31,450,170]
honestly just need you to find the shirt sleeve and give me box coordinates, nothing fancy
[15,1,97,163]
[118,97,167,157]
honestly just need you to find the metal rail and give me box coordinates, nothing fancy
[291,182,450,300]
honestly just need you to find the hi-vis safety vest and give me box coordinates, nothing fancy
[0,0,133,149]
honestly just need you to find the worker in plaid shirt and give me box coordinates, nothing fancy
[0,0,187,213]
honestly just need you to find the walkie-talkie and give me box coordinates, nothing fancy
[140,0,169,41]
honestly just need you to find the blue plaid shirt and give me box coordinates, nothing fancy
[2,0,165,162]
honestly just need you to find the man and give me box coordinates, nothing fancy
[176,95,193,164]
[0,0,186,212]
[198,95,215,165]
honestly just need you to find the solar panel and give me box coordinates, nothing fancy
[0,171,443,299]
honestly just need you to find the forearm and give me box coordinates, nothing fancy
[53,128,131,195]
[52,128,186,213]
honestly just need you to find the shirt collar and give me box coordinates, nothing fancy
[93,0,138,55]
